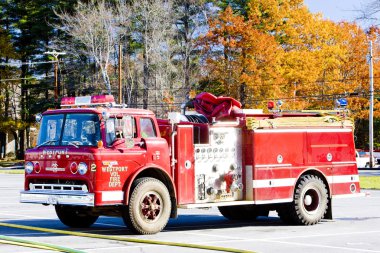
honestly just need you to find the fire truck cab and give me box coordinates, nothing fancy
[20,93,362,234]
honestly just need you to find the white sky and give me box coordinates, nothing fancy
[304,0,375,27]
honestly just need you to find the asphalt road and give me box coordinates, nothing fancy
[0,173,380,253]
[358,169,380,177]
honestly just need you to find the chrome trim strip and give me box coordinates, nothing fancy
[20,191,94,206]
[255,164,292,168]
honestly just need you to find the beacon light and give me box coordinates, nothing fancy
[267,101,275,110]
[61,95,115,107]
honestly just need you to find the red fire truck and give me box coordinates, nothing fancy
[20,93,362,234]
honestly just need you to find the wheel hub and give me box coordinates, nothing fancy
[140,192,162,222]
[304,195,312,206]
[303,189,320,213]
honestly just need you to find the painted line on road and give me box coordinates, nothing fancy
[0,235,84,253]
[181,231,244,240]
[0,222,253,253]
[0,211,56,220]
[194,229,380,244]
[258,239,380,253]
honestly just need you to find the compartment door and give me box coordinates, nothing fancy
[175,125,195,204]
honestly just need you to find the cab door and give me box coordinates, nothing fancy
[97,115,146,204]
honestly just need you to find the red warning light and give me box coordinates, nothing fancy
[267,101,275,110]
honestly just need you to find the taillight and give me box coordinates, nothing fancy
[34,162,41,173]
[78,162,88,175]
[70,162,78,174]
[25,162,34,174]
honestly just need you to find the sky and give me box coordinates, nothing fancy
[304,0,375,27]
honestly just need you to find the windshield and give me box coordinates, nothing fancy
[37,113,101,147]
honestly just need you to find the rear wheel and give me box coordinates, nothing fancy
[218,205,269,221]
[122,177,171,234]
[55,205,99,228]
[284,175,328,225]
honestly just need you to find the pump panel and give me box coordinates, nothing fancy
[194,127,243,203]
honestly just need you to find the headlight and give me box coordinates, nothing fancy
[78,162,88,175]
[25,162,34,174]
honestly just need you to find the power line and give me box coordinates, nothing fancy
[0,75,54,82]
[0,60,57,67]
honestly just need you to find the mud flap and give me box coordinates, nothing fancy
[170,197,178,218]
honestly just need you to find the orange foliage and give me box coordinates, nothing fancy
[198,0,380,118]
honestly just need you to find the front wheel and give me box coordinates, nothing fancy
[286,175,328,225]
[55,205,99,228]
[123,177,171,235]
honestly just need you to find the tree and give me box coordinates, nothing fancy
[130,0,177,110]
[199,6,283,108]
[357,0,380,24]
[173,0,208,100]
[55,0,125,94]
[0,26,20,158]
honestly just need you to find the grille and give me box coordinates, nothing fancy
[29,183,88,192]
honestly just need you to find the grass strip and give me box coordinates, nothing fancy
[0,170,24,174]
[360,176,380,190]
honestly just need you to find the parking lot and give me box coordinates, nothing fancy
[1,173,380,253]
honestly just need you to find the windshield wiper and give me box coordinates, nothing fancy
[67,141,79,148]
[36,140,58,148]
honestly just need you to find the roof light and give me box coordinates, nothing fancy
[61,95,115,107]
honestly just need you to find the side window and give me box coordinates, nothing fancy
[106,116,137,146]
[106,118,116,146]
[140,118,156,138]
[123,116,137,138]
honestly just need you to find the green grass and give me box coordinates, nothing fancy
[0,160,24,167]
[360,176,380,190]
[0,170,24,174]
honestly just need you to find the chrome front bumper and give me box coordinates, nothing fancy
[20,190,95,206]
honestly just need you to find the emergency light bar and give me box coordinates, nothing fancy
[61,95,115,107]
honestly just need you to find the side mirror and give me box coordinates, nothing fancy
[102,111,110,121]
[35,113,42,123]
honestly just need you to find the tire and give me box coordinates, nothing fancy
[123,177,171,235]
[55,205,99,228]
[287,175,328,225]
[218,205,269,221]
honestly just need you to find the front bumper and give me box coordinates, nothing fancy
[20,190,95,206]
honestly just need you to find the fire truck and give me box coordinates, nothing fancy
[20,93,362,234]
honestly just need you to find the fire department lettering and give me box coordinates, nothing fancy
[101,166,128,173]
[101,166,128,188]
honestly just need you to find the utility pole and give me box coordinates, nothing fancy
[118,43,122,104]
[369,41,374,167]
[44,51,66,102]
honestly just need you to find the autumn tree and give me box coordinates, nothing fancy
[200,6,284,108]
